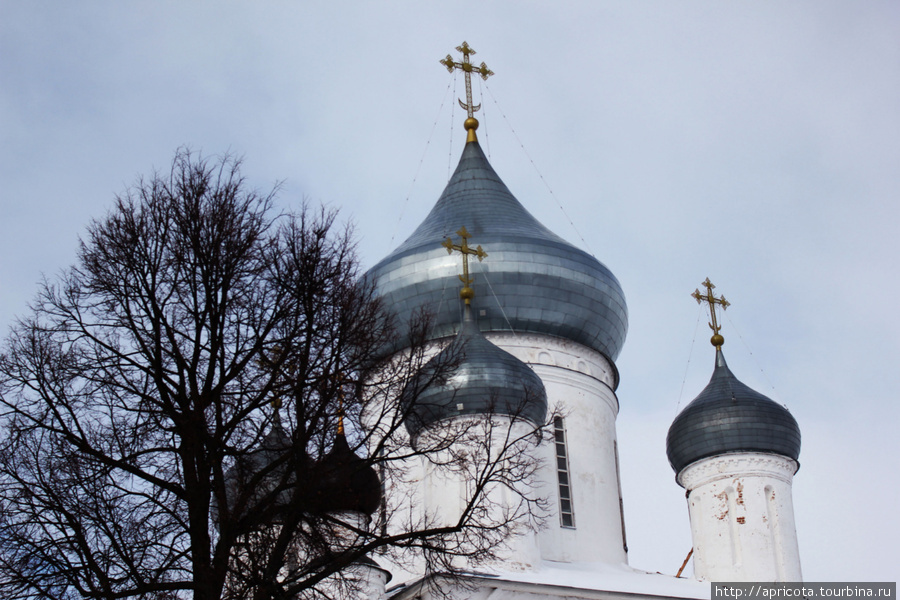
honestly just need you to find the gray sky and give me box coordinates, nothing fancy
[2,0,898,583]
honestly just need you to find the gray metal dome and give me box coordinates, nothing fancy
[222,416,298,523]
[223,416,381,520]
[666,349,801,474]
[313,432,382,516]
[402,306,548,439]
[366,140,628,370]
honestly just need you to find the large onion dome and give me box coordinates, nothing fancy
[366,139,627,369]
[312,431,382,516]
[666,349,801,474]
[401,305,548,439]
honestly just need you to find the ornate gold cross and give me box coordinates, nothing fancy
[692,277,731,347]
[260,346,286,421]
[335,371,346,436]
[319,370,348,436]
[440,41,494,119]
[269,395,284,426]
[442,226,487,304]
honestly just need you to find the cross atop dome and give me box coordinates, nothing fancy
[442,226,487,304]
[366,48,628,364]
[692,277,730,348]
[440,41,494,143]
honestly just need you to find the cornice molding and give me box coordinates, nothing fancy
[678,452,799,489]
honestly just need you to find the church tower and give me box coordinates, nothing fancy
[366,42,630,570]
[399,228,549,571]
[666,279,802,582]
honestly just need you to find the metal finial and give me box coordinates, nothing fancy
[271,395,283,425]
[691,277,731,348]
[440,41,494,142]
[441,226,487,305]
[333,371,346,436]
[259,346,285,424]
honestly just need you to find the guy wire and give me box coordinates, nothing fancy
[483,82,595,258]
[388,80,453,249]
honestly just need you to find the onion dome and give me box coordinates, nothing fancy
[666,348,801,474]
[366,139,627,370]
[401,304,548,439]
[223,412,298,522]
[223,412,381,520]
[312,431,382,516]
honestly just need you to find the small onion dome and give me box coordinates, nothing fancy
[365,140,627,376]
[222,415,299,523]
[312,432,382,516]
[666,349,801,474]
[401,305,548,439]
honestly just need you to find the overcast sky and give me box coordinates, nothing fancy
[2,0,898,584]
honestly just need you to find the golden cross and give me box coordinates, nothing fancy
[440,42,494,119]
[260,346,285,420]
[320,370,347,436]
[335,372,346,436]
[692,277,731,348]
[441,226,487,305]
[269,395,284,426]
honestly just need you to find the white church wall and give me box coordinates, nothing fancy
[344,562,390,600]
[678,452,801,582]
[490,333,628,566]
[375,411,546,584]
[418,416,544,572]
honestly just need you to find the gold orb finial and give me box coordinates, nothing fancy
[464,117,479,143]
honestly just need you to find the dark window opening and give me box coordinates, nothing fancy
[554,416,575,529]
[614,440,628,553]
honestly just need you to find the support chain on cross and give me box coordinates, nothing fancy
[440,42,494,143]
[442,226,488,304]
[692,277,731,348]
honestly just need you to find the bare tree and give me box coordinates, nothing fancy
[0,150,547,600]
